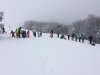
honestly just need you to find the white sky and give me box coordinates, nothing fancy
[0,0,100,25]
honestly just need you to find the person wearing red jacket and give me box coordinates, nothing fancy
[10,30,15,37]
[50,30,53,38]
[27,30,30,38]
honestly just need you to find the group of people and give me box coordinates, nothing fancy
[10,27,30,38]
[68,33,85,43]
[50,30,94,45]
[32,28,42,37]
[50,30,66,40]
[10,27,42,38]
[68,33,93,44]
[10,28,93,45]
[1,24,94,45]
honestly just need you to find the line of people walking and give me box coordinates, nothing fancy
[50,30,66,40]
[49,30,94,45]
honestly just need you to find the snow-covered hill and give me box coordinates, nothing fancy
[0,26,100,75]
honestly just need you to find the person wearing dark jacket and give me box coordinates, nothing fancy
[88,35,92,44]
[2,27,7,34]
[81,35,85,43]
[75,35,77,42]
[57,31,59,38]
[22,30,24,38]
[68,35,70,40]
[60,34,66,40]
[50,30,53,38]
[18,27,22,38]
[60,34,64,39]
[34,31,36,37]
[72,33,75,41]
[24,30,26,38]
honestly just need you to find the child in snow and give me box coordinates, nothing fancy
[75,35,78,42]
[40,32,42,37]
[68,34,70,40]
[78,34,82,42]
[50,30,53,38]
[50,32,52,38]
[27,30,30,38]
[2,27,7,34]
[88,35,92,44]
[57,31,59,38]
[32,28,36,37]
[10,30,15,37]
[81,35,84,43]
[15,28,18,37]
[91,42,95,46]
[71,33,75,41]
[60,34,66,40]
[34,31,36,37]
[22,30,25,38]
[38,32,40,37]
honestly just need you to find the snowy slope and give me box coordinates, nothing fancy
[0,26,100,75]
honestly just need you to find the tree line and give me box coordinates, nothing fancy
[22,14,100,44]
[22,21,69,35]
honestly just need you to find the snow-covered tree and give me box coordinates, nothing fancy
[0,11,4,34]
[73,14,100,43]
[22,21,69,34]
[0,11,4,22]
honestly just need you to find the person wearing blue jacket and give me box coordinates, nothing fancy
[78,34,82,42]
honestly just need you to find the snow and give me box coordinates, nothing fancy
[0,26,100,75]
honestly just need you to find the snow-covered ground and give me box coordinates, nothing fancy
[0,26,100,75]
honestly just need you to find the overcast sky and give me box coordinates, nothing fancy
[0,0,100,25]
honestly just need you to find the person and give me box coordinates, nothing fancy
[91,42,95,46]
[25,30,26,38]
[22,30,25,38]
[72,33,75,41]
[18,27,22,38]
[50,30,53,38]
[60,34,66,40]
[27,30,30,38]
[75,35,77,42]
[15,28,18,37]
[81,35,85,43]
[68,34,70,40]
[38,32,40,37]
[10,30,15,37]
[78,34,82,42]
[32,28,37,37]
[40,32,42,37]
[57,31,59,38]
[2,27,7,34]
[34,31,36,37]
[51,30,53,37]
[88,35,92,44]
